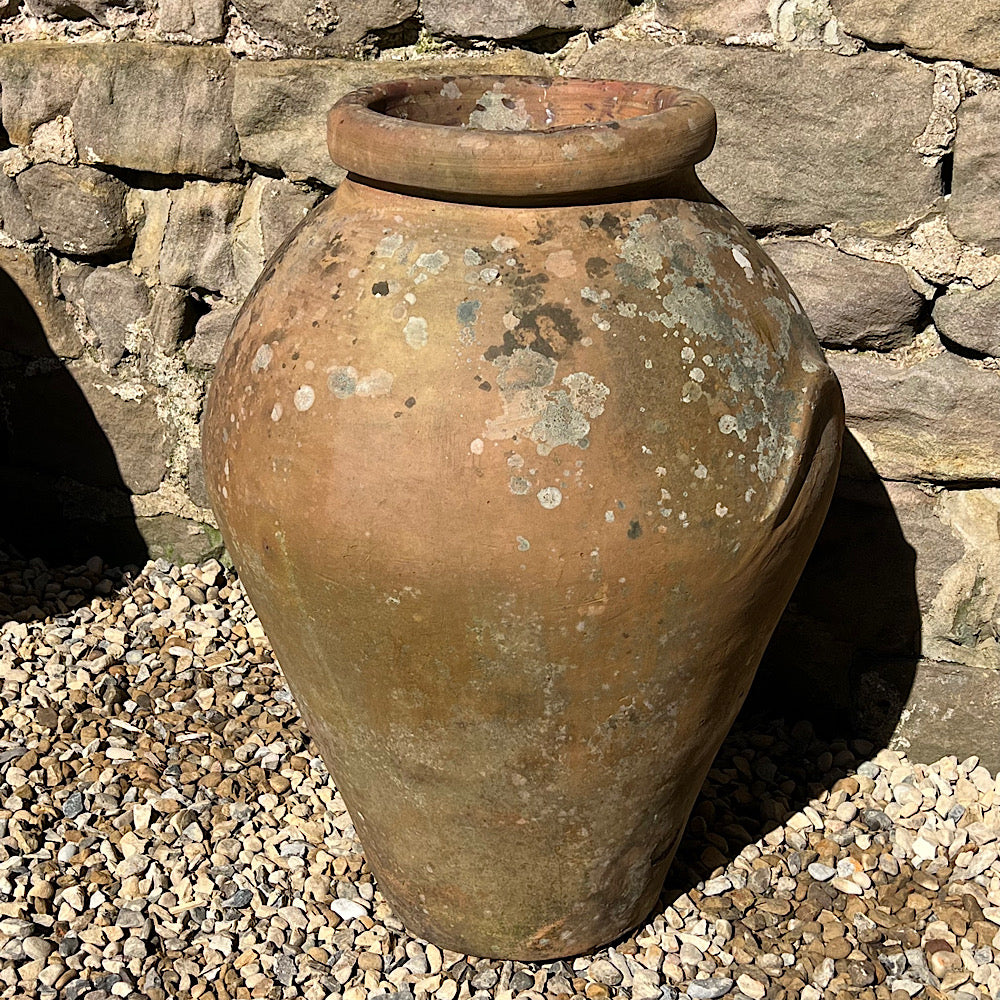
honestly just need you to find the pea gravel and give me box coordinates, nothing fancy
[1,553,999,1000]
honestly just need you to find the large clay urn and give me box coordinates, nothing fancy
[203,75,844,959]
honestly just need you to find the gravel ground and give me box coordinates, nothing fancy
[1,552,999,1000]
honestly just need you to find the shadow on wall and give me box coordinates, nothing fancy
[656,434,920,900]
[750,430,920,746]
[0,263,149,567]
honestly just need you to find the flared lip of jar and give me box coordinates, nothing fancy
[327,74,717,203]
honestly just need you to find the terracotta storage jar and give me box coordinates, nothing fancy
[203,75,844,959]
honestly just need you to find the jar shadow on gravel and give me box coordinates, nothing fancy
[0,263,149,570]
[659,429,921,902]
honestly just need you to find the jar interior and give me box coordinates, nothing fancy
[369,77,680,132]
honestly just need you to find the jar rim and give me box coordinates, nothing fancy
[327,74,717,204]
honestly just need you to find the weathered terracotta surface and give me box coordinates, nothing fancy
[203,76,844,959]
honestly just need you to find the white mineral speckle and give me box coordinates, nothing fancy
[415,250,449,274]
[694,463,708,479]
[716,503,729,517]
[404,317,429,349]
[355,369,394,398]
[719,414,738,435]
[470,438,484,455]
[270,403,282,421]
[732,246,755,281]
[293,386,315,411]
[375,233,404,258]
[681,346,696,363]
[492,235,519,253]
[537,486,563,509]
[252,344,273,373]
[689,367,705,383]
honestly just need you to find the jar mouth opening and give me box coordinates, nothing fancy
[364,76,692,132]
[328,75,717,205]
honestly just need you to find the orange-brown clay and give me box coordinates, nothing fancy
[203,75,844,959]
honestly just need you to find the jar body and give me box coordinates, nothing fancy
[203,176,842,958]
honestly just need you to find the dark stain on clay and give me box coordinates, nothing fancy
[627,520,642,540]
[372,281,390,296]
[586,256,610,279]
[404,396,417,408]
[483,303,584,361]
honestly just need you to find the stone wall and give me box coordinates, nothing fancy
[0,0,997,763]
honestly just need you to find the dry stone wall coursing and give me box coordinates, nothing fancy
[0,0,997,762]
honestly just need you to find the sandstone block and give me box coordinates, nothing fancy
[910,487,1000,670]
[22,0,146,22]
[16,163,131,256]
[233,50,549,186]
[148,284,196,355]
[158,182,244,296]
[890,659,1000,771]
[158,0,225,39]
[0,246,82,359]
[948,91,1000,249]
[422,0,631,38]
[136,514,223,564]
[4,358,171,495]
[0,42,239,178]
[78,266,151,368]
[185,302,239,369]
[231,0,416,56]
[832,0,1000,69]
[233,176,319,295]
[831,351,1000,484]
[933,282,1000,358]
[0,165,41,242]
[572,43,939,234]
[653,0,770,38]
[764,240,923,350]
[68,361,173,494]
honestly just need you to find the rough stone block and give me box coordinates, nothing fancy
[0,44,82,143]
[68,361,173,495]
[136,513,223,564]
[78,266,151,368]
[148,284,196,355]
[0,163,41,241]
[23,0,146,22]
[158,182,244,296]
[0,246,82,359]
[890,660,1000,771]
[572,43,939,234]
[233,176,320,295]
[158,0,225,40]
[16,163,131,256]
[2,357,171,495]
[422,0,631,38]
[831,351,1000,484]
[933,282,1000,358]
[232,50,550,186]
[231,0,416,56]
[763,240,923,350]
[832,0,1000,70]
[909,487,1000,671]
[653,0,770,38]
[948,91,1000,249]
[185,302,239,369]
[0,42,239,179]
